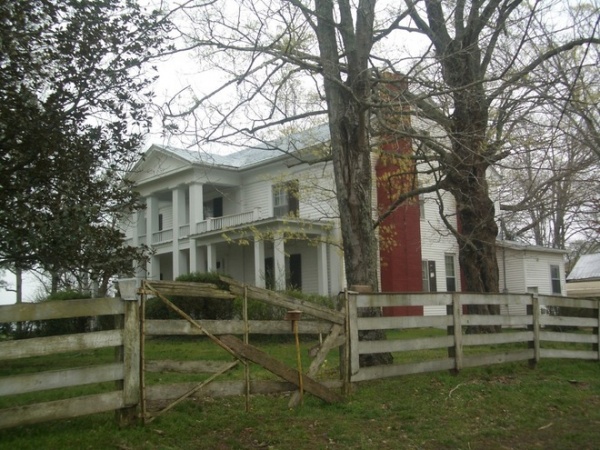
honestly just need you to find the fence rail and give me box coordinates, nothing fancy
[1,288,599,429]
[0,297,139,430]
[348,292,600,382]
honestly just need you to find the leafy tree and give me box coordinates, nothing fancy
[0,0,171,297]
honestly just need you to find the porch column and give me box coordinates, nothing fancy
[317,240,329,296]
[254,237,265,288]
[148,254,160,281]
[172,188,181,278]
[130,210,141,277]
[146,196,158,246]
[207,244,217,272]
[273,232,286,291]
[190,238,198,272]
[189,183,204,234]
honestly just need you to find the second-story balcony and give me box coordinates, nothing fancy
[152,229,173,244]
[195,208,261,234]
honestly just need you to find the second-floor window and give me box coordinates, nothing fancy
[273,180,299,217]
[204,197,223,218]
[550,265,561,294]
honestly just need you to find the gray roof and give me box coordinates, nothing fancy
[153,124,330,169]
[567,253,600,281]
[496,239,567,255]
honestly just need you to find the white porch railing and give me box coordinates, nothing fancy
[179,224,190,238]
[152,229,173,244]
[196,208,261,234]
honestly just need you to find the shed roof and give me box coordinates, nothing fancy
[567,253,600,281]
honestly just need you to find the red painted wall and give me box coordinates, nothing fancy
[376,135,423,316]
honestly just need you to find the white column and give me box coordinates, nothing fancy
[207,244,217,272]
[146,196,158,246]
[317,240,329,296]
[172,187,186,278]
[254,237,265,288]
[148,254,160,281]
[189,183,204,234]
[190,238,198,272]
[130,210,140,278]
[273,233,286,291]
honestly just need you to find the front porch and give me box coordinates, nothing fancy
[141,218,342,297]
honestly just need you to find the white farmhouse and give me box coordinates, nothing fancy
[122,124,567,305]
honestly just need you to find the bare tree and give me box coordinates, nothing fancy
[161,0,599,305]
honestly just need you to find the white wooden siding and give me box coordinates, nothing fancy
[420,190,460,293]
[498,248,526,293]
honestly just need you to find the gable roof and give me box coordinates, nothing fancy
[567,253,600,281]
[150,124,331,170]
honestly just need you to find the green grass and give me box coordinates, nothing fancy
[1,333,600,449]
[1,358,599,449]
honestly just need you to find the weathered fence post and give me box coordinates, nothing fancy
[447,293,463,374]
[116,299,140,426]
[527,294,540,368]
[347,290,360,381]
[595,299,600,361]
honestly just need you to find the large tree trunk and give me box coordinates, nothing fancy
[446,86,501,332]
[314,0,392,366]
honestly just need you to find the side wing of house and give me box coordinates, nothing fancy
[498,246,526,294]
[498,243,566,297]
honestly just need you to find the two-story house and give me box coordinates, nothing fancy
[123,124,566,303]
[124,125,344,296]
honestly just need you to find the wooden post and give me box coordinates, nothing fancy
[285,310,304,405]
[594,300,599,361]
[116,299,140,426]
[452,293,463,373]
[243,285,250,412]
[528,294,540,368]
[347,290,360,380]
[139,288,147,425]
[343,291,351,395]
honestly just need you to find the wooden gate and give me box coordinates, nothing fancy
[139,278,346,423]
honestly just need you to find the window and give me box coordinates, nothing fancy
[445,254,456,292]
[419,195,425,219]
[158,213,163,231]
[422,260,437,292]
[203,197,223,218]
[273,180,299,217]
[550,265,561,294]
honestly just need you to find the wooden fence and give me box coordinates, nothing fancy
[1,287,599,429]
[0,297,139,430]
[348,292,600,382]
[140,279,345,420]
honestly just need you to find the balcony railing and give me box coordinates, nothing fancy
[152,228,173,244]
[196,208,261,234]
[179,224,190,238]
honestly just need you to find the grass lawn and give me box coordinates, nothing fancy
[1,333,599,449]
